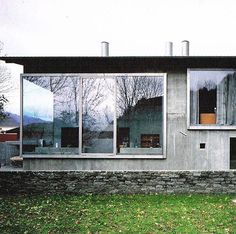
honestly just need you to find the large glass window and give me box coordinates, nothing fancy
[82,77,114,154]
[116,76,164,155]
[22,75,80,155]
[22,74,166,156]
[189,70,236,127]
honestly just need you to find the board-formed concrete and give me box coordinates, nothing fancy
[23,73,236,170]
[166,73,236,170]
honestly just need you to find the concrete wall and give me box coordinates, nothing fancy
[169,129,233,170]
[0,170,235,195]
[0,142,19,166]
[166,72,236,170]
[23,72,236,170]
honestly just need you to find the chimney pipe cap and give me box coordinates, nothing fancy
[101,41,109,57]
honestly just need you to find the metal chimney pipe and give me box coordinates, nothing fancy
[165,41,173,56]
[101,41,109,57]
[181,40,189,56]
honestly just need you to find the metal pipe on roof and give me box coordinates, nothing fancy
[165,41,173,56]
[101,41,109,57]
[181,40,190,56]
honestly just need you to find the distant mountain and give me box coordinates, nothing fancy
[0,113,19,127]
[23,114,48,125]
[0,112,49,127]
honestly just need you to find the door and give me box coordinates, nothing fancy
[230,138,236,169]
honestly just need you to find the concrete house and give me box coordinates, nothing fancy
[1,41,236,171]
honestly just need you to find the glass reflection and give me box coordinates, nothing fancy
[190,70,236,125]
[82,78,114,153]
[22,76,80,154]
[116,76,164,155]
[22,74,165,156]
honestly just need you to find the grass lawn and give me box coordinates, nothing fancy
[0,194,235,234]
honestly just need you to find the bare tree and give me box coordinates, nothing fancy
[81,78,112,148]
[0,63,13,120]
[117,76,141,115]
[117,76,163,116]
[139,76,163,98]
[47,76,107,129]
[0,63,12,94]
[0,95,8,120]
[25,75,68,94]
[82,78,105,129]
[0,41,4,55]
[59,77,80,125]
[23,76,46,88]
[104,105,113,125]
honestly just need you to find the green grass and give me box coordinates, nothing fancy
[0,194,235,234]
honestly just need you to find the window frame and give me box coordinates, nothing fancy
[187,68,236,130]
[20,73,167,158]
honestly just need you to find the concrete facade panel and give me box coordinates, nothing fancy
[23,72,236,170]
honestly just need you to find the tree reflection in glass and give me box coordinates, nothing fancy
[116,76,164,155]
[190,70,236,125]
[22,75,80,155]
[82,77,114,153]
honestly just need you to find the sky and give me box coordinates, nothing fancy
[1,0,236,56]
[24,79,53,121]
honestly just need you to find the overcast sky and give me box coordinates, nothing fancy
[1,0,236,56]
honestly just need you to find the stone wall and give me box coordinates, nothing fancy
[0,170,235,195]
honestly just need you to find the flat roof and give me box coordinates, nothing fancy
[1,56,236,73]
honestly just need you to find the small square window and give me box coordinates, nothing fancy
[200,143,205,149]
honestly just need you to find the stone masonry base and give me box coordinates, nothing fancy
[0,170,235,195]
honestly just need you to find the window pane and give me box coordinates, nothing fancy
[116,76,164,155]
[22,76,80,155]
[190,70,236,125]
[82,77,114,153]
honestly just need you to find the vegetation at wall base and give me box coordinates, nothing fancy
[0,194,235,234]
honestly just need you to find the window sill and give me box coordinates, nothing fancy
[23,154,166,159]
[188,125,236,130]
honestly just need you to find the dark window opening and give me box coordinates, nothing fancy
[199,87,216,124]
[141,134,160,148]
[230,138,236,169]
[61,127,79,147]
[117,127,130,153]
[200,143,205,149]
